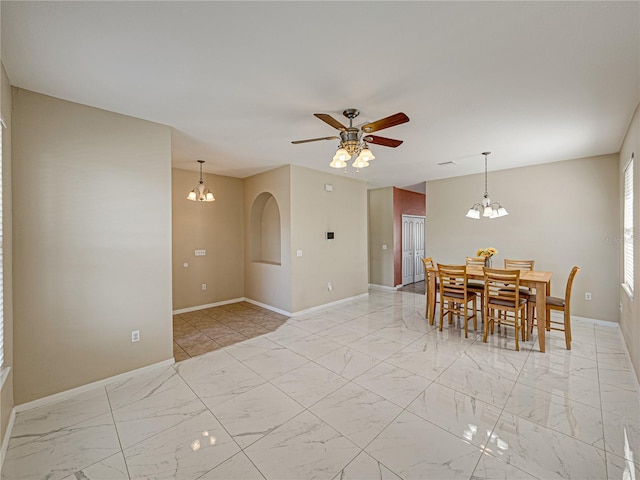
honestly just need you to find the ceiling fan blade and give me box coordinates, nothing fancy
[363,135,403,148]
[314,113,347,131]
[361,112,410,133]
[291,136,339,144]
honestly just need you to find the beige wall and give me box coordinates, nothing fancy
[619,103,640,381]
[368,187,395,287]
[290,165,368,312]
[12,89,173,404]
[426,154,620,322]
[1,64,13,449]
[172,168,244,310]
[244,165,292,312]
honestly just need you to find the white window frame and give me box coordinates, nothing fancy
[623,154,634,298]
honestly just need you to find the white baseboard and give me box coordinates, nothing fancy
[14,358,175,414]
[243,298,291,317]
[1,406,16,469]
[173,298,245,315]
[290,293,369,317]
[368,284,398,292]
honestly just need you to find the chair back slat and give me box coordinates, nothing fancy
[422,257,435,273]
[466,257,485,267]
[438,264,467,297]
[484,267,521,306]
[504,259,535,271]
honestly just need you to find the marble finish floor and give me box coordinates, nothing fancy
[2,290,639,479]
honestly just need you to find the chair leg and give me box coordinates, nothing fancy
[527,303,535,339]
[483,317,489,343]
[514,310,520,352]
[439,300,445,332]
[472,296,478,332]
[564,309,572,350]
[463,302,468,338]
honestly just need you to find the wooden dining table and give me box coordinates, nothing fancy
[426,265,553,352]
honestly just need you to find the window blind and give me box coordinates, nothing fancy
[624,156,634,294]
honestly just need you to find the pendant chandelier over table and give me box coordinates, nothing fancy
[465,152,508,219]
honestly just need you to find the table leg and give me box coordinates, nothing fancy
[536,280,546,353]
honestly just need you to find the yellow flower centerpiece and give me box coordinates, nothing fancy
[476,247,498,267]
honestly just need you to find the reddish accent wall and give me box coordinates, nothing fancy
[393,187,426,286]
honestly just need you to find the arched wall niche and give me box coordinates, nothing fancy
[250,192,281,265]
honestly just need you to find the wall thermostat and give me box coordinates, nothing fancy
[326,232,335,240]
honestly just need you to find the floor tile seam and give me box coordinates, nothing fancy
[514,375,602,411]
[302,351,385,385]
[597,341,612,480]
[8,404,117,451]
[114,405,210,453]
[365,358,439,390]
[370,406,487,472]
[482,345,531,444]
[524,357,600,379]
[476,449,545,480]
[174,367,249,461]
[602,445,640,469]
[192,451,267,480]
[239,408,361,469]
[468,346,547,480]
[499,402,607,454]
[264,365,348,411]
[494,349,611,468]
[597,340,640,392]
[103,385,133,480]
[594,340,640,478]
[105,369,200,414]
[233,346,317,386]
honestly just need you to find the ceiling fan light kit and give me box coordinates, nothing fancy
[465,152,508,219]
[187,160,215,202]
[292,108,409,173]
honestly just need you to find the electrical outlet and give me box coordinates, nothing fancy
[201,283,207,291]
[585,292,592,300]
[328,282,333,291]
[131,330,140,343]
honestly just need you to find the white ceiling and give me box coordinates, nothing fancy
[2,1,639,190]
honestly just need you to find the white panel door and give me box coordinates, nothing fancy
[414,216,425,282]
[402,216,414,285]
[402,215,426,285]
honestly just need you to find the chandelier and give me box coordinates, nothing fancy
[465,152,508,219]
[186,160,215,202]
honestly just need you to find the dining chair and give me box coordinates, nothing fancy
[422,257,439,324]
[502,259,535,323]
[503,259,535,297]
[465,257,485,323]
[483,267,527,351]
[527,266,580,350]
[438,264,477,338]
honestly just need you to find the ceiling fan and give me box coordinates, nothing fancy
[292,108,410,171]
